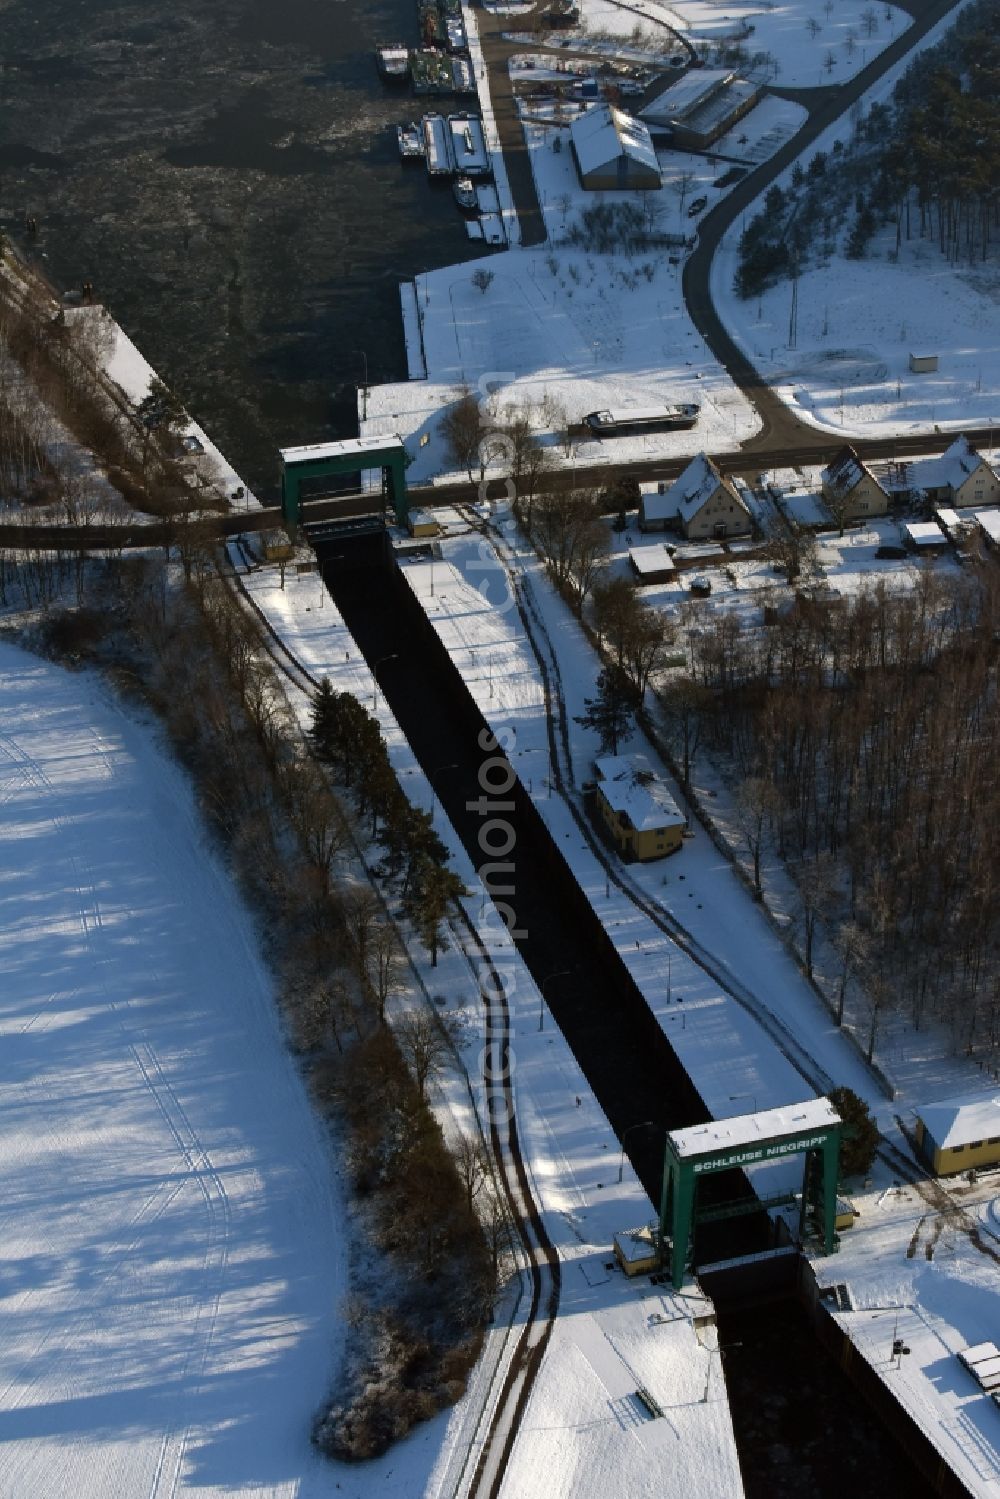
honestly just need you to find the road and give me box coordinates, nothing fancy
[682,0,967,448]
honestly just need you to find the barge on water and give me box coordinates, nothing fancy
[411,48,476,95]
[448,113,490,176]
[422,112,455,176]
[375,41,410,81]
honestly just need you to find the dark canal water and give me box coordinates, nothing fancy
[0,0,475,497]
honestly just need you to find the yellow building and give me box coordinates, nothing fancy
[594,754,686,861]
[821,445,890,522]
[915,1090,1000,1175]
[407,507,440,538]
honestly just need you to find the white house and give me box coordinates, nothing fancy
[820,446,890,522]
[907,436,999,509]
[639,454,752,540]
[570,104,662,190]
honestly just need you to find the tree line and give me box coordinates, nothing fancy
[662,564,1000,1066]
[735,0,1000,297]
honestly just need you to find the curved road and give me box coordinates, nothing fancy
[683,0,967,448]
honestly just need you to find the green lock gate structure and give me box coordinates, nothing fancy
[280,436,409,532]
[659,1098,843,1289]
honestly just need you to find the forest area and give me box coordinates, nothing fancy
[663,564,1000,1070]
[736,0,1000,297]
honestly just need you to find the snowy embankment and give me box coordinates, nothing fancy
[711,0,991,440]
[0,645,346,1499]
[242,562,745,1499]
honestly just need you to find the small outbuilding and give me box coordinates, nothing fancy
[570,104,662,190]
[613,1225,661,1277]
[594,753,686,861]
[909,352,938,373]
[900,519,948,551]
[407,507,440,538]
[915,1090,1000,1175]
[629,543,676,584]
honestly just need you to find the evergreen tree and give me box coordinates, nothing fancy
[574,665,637,755]
[828,1086,880,1179]
[404,855,466,966]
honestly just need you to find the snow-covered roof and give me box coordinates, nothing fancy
[613,1225,659,1264]
[629,544,675,576]
[934,507,965,533]
[907,435,992,494]
[974,509,1000,545]
[645,453,734,526]
[280,435,404,465]
[918,1090,1000,1150]
[669,1098,840,1161]
[821,445,885,499]
[570,103,660,177]
[641,69,735,125]
[901,520,948,547]
[595,754,685,833]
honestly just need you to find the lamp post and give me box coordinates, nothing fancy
[539,968,571,1032]
[373,652,399,712]
[728,1091,758,1114]
[617,1120,659,1183]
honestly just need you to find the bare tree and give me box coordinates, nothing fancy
[438,385,484,485]
[399,1008,463,1100]
[453,1134,490,1213]
[735,775,781,899]
[366,921,400,1024]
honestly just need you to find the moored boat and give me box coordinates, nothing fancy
[397,121,426,160]
[422,112,455,176]
[452,175,477,210]
[376,41,410,81]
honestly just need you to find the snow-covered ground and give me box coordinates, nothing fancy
[813,1167,1000,1497]
[712,0,996,439]
[522,96,808,243]
[387,511,1000,1492]
[240,560,746,1499]
[362,246,758,483]
[0,645,347,1499]
[561,0,908,85]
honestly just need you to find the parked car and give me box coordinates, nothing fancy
[689,575,712,596]
[687,196,708,217]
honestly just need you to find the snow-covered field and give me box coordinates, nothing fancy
[363,246,758,483]
[712,0,998,439]
[815,1169,1000,1497]
[566,0,908,85]
[0,646,346,1499]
